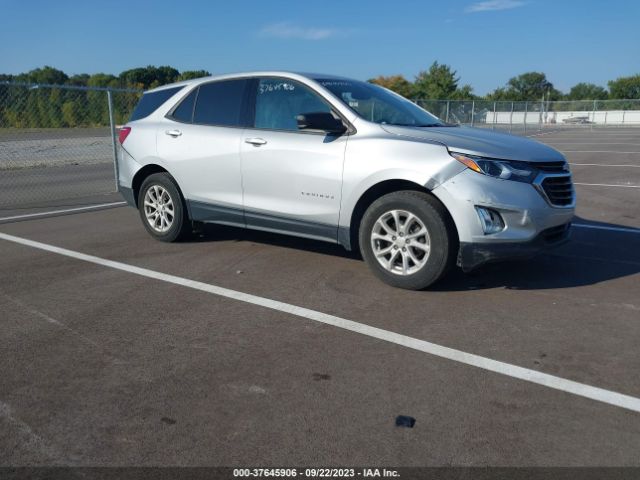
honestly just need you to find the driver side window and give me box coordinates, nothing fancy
[254,78,332,131]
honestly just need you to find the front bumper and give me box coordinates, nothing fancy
[458,222,571,271]
[431,168,575,271]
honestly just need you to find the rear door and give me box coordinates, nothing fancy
[239,77,348,242]
[156,79,250,225]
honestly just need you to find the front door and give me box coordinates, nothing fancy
[240,77,348,242]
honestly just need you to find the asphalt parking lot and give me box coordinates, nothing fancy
[1,126,639,467]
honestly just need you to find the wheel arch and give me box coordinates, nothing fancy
[131,164,193,221]
[131,164,187,208]
[342,179,458,254]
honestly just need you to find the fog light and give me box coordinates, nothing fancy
[475,206,505,234]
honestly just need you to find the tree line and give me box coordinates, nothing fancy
[369,62,640,101]
[3,63,639,100]
[0,65,211,91]
[0,66,212,128]
[1,64,639,129]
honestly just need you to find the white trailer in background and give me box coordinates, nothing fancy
[486,109,640,126]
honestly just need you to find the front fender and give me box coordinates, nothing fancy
[340,168,431,228]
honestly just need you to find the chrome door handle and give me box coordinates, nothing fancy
[165,129,182,137]
[245,137,267,146]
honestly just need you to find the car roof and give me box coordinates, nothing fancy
[145,71,355,93]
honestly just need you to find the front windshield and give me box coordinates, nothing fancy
[316,78,443,127]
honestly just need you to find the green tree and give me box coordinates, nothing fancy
[16,66,68,85]
[2,65,214,127]
[488,72,561,101]
[61,100,79,126]
[86,73,118,88]
[486,87,509,101]
[608,74,640,99]
[565,82,608,100]
[450,84,476,100]
[177,70,211,81]
[119,65,179,89]
[413,62,459,99]
[85,74,118,125]
[67,74,90,87]
[368,75,413,98]
[44,88,64,127]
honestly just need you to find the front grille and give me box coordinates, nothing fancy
[540,175,574,206]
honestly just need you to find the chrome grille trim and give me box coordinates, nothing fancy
[533,171,575,208]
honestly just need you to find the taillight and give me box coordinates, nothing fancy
[118,126,131,144]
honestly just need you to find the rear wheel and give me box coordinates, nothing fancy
[359,190,457,290]
[138,172,191,242]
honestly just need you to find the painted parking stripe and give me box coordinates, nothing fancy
[543,133,640,135]
[526,130,564,137]
[574,182,640,188]
[562,150,640,154]
[569,163,640,168]
[1,231,639,414]
[0,202,126,223]
[573,223,640,234]
[549,143,640,147]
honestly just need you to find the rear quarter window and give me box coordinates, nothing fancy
[130,86,183,121]
[169,88,198,123]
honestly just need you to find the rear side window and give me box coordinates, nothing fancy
[130,86,183,121]
[169,88,198,123]
[193,79,248,127]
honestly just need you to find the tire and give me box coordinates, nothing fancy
[138,172,191,242]
[359,190,457,290]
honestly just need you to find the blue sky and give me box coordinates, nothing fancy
[1,0,639,95]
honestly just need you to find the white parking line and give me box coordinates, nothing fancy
[0,202,126,222]
[541,133,640,136]
[570,163,640,168]
[574,182,640,188]
[547,143,640,146]
[1,231,639,414]
[562,150,640,154]
[527,130,563,137]
[573,223,640,234]
[546,138,640,141]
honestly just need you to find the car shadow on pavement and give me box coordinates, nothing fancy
[434,217,640,291]
[190,217,639,291]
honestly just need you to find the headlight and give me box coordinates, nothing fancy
[450,152,537,183]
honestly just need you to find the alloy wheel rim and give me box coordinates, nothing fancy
[371,209,431,276]
[144,185,174,233]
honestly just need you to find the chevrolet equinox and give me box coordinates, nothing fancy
[117,72,574,290]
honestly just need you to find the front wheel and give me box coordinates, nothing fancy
[138,172,191,242]
[359,191,457,290]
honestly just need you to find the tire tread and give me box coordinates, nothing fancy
[359,190,457,290]
[138,172,191,242]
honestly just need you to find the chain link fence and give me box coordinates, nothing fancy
[416,99,640,132]
[2,81,640,210]
[0,82,141,210]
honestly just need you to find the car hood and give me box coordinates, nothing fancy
[380,125,565,162]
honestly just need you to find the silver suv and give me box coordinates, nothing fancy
[118,71,574,290]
